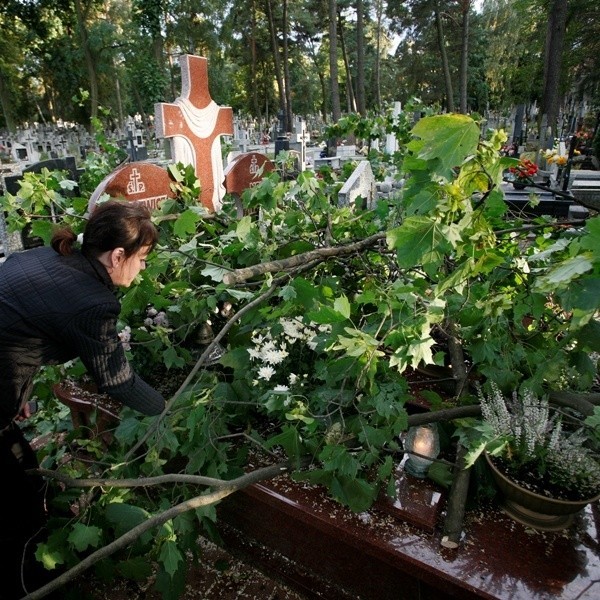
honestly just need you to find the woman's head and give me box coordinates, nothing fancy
[81,200,159,260]
[83,200,159,287]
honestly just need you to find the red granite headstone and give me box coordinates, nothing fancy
[155,55,234,212]
[223,152,275,196]
[88,162,175,212]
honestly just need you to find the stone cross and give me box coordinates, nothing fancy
[155,55,233,211]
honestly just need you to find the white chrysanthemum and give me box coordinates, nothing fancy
[248,348,261,360]
[263,348,289,365]
[289,373,298,385]
[281,318,304,340]
[257,366,276,381]
[273,385,289,392]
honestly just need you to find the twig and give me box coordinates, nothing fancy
[20,462,291,600]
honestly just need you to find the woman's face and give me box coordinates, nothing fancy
[109,245,151,287]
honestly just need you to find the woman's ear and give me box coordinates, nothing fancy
[109,247,125,267]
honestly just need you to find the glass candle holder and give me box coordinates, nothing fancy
[403,424,440,479]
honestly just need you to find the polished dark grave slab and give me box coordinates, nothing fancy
[217,466,600,600]
[502,185,574,218]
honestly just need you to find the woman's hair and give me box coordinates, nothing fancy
[51,200,159,258]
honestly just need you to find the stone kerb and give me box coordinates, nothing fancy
[87,162,175,213]
[338,160,377,209]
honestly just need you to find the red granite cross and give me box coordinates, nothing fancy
[155,55,233,211]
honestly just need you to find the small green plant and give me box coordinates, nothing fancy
[463,383,600,501]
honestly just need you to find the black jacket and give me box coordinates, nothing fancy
[0,246,165,428]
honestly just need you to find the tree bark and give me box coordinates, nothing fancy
[541,0,568,139]
[74,0,99,122]
[0,71,16,133]
[441,443,470,548]
[329,0,342,123]
[265,0,286,117]
[459,1,470,114]
[222,232,386,285]
[434,1,454,113]
[338,9,356,113]
[282,0,293,131]
[356,0,366,116]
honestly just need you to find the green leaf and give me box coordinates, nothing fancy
[306,305,349,324]
[35,542,66,570]
[163,346,185,369]
[409,114,481,178]
[30,220,54,245]
[201,264,229,282]
[333,295,351,319]
[115,417,145,445]
[331,476,377,512]
[117,556,154,581]
[67,523,102,552]
[158,540,184,577]
[173,209,199,237]
[427,462,453,488]
[265,426,303,460]
[535,255,593,290]
[387,216,449,271]
[105,503,150,536]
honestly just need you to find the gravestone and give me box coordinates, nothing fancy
[338,161,377,209]
[385,102,402,154]
[223,152,275,218]
[3,156,80,196]
[88,162,175,212]
[155,55,233,211]
[289,117,310,172]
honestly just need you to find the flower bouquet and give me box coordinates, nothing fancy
[508,158,538,189]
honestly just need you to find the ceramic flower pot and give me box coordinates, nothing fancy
[484,453,599,531]
[512,181,527,190]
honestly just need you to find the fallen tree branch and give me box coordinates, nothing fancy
[222,232,386,285]
[21,462,291,600]
[124,282,279,460]
[441,443,470,549]
[30,469,227,489]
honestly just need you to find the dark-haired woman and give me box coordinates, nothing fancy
[0,200,166,598]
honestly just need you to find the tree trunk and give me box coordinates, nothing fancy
[329,0,341,123]
[374,0,383,110]
[0,71,16,133]
[356,0,366,116]
[250,0,260,117]
[265,0,286,118]
[282,0,292,131]
[328,0,342,156]
[459,1,470,114]
[541,0,568,140]
[74,0,99,122]
[338,9,356,113]
[434,1,454,113]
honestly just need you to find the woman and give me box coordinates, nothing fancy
[0,200,166,598]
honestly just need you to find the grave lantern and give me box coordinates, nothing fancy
[403,424,439,479]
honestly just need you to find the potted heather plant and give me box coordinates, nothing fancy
[460,383,600,531]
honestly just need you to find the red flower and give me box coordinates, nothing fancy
[509,158,538,180]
